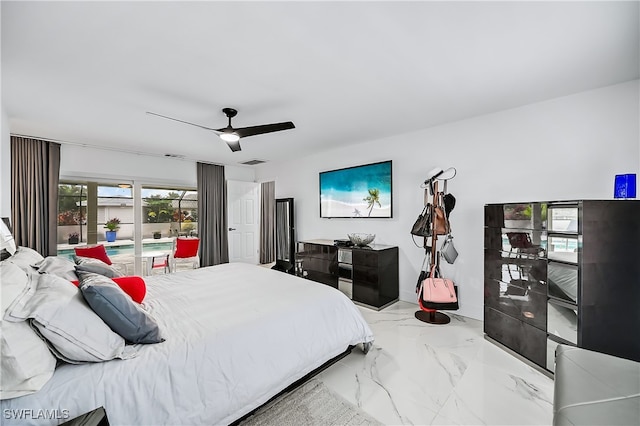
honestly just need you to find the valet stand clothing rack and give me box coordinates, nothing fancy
[415,171,455,325]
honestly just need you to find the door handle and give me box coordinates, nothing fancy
[228,227,236,231]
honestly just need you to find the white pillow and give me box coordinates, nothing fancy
[1,260,31,314]
[1,321,56,400]
[0,220,16,258]
[33,256,78,281]
[6,246,44,273]
[0,261,56,400]
[5,273,136,364]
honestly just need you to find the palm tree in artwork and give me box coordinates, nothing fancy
[363,188,381,217]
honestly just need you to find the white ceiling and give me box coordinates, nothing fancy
[2,1,638,167]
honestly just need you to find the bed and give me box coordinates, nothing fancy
[1,261,374,425]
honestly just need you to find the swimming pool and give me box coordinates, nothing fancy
[58,241,174,260]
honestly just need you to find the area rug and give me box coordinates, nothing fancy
[239,379,383,426]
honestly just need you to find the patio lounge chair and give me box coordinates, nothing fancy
[169,237,200,272]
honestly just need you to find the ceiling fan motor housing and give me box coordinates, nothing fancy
[222,108,238,118]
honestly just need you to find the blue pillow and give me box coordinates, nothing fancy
[77,272,164,344]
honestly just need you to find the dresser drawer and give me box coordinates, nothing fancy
[485,203,547,230]
[546,338,560,372]
[547,204,578,233]
[547,300,578,345]
[352,249,378,268]
[484,307,546,368]
[300,243,337,259]
[484,279,547,330]
[547,235,579,264]
[484,229,546,255]
[484,249,546,289]
[547,261,578,303]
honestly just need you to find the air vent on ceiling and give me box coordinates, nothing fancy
[164,153,185,159]
[240,159,267,166]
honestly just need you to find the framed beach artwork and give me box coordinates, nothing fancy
[319,160,392,218]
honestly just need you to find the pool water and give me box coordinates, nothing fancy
[59,241,173,260]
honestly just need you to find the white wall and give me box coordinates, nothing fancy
[60,145,255,186]
[255,80,640,320]
[0,131,255,227]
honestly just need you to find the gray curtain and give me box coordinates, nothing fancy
[10,136,60,256]
[197,162,229,266]
[259,181,276,264]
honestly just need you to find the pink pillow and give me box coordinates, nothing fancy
[71,276,146,303]
[74,245,112,265]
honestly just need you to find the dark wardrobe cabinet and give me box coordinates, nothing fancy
[484,200,640,372]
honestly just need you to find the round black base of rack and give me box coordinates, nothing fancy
[415,310,450,324]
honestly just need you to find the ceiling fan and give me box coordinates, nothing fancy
[146,108,295,152]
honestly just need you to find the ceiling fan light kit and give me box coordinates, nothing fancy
[147,107,295,152]
[220,132,240,143]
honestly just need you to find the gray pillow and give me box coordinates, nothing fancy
[5,273,135,364]
[78,272,164,344]
[74,256,124,278]
[33,256,78,281]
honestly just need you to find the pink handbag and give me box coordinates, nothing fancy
[421,267,457,304]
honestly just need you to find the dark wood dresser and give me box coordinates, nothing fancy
[297,239,399,310]
[485,200,640,372]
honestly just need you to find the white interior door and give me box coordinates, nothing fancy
[227,180,259,264]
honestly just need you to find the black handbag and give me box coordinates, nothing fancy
[411,204,432,237]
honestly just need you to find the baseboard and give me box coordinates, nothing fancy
[484,335,554,379]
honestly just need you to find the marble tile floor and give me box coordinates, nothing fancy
[317,301,555,426]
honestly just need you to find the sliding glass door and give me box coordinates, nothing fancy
[57,181,197,275]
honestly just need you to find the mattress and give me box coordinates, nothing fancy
[1,263,374,425]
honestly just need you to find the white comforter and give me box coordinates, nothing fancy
[1,263,374,425]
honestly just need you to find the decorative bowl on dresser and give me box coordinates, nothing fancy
[347,233,376,247]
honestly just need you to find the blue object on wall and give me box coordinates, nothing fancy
[614,174,637,199]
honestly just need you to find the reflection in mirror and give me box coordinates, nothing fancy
[273,198,295,273]
[548,206,578,232]
[276,202,290,262]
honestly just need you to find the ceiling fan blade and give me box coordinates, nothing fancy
[226,140,242,152]
[146,111,220,133]
[149,108,293,152]
[232,122,295,138]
